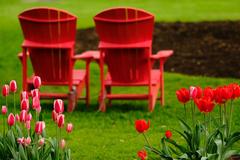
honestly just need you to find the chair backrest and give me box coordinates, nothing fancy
[94,7,154,83]
[94,7,154,45]
[19,7,77,44]
[19,8,77,84]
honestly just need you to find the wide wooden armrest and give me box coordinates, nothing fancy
[73,50,99,60]
[151,50,173,60]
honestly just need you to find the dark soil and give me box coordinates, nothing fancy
[75,21,240,78]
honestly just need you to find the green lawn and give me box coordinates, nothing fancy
[1,0,240,159]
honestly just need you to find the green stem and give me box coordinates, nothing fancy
[2,115,4,135]
[223,103,228,138]
[204,113,207,157]
[191,100,194,128]
[219,105,222,125]
[13,93,16,114]
[184,103,187,121]
[229,100,233,136]
[143,133,152,149]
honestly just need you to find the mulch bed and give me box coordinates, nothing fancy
[75,21,240,78]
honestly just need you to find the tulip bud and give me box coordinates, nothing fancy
[57,114,64,128]
[17,137,25,144]
[15,114,20,122]
[38,138,45,146]
[54,99,64,113]
[7,113,15,126]
[189,86,197,99]
[31,89,40,98]
[24,137,31,146]
[66,123,73,133]
[60,139,65,149]
[52,110,58,122]
[21,99,29,111]
[26,113,32,121]
[35,121,45,135]
[2,84,9,97]
[21,91,28,100]
[20,110,27,123]
[25,121,31,130]
[33,76,41,89]
[1,105,7,115]
[36,106,41,113]
[165,130,172,139]
[32,96,40,110]
[9,80,17,93]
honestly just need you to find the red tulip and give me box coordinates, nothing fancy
[135,119,150,133]
[66,123,73,133]
[195,97,215,113]
[2,84,9,96]
[9,80,17,93]
[7,113,15,126]
[228,83,240,99]
[21,91,28,100]
[35,121,45,135]
[39,138,45,146]
[60,139,66,149]
[24,137,31,146]
[176,88,190,104]
[32,97,40,110]
[17,137,24,144]
[31,89,40,98]
[195,86,203,99]
[137,150,147,160]
[165,130,172,139]
[21,99,29,111]
[214,86,232,104]
[54,99,64,113]
[1,105,7,115]
[20,110,27,123]
[33,76,41,89]
[25,121,31,130]
[52,110,58,122]
[57,114,65,128]
[26,113,32,121]
[203,87,215,100]
[15,114,20,122]
[189,86,197,99]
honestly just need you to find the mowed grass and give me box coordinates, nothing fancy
[0,0,240,159]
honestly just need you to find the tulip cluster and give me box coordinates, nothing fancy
[0,77,73,159]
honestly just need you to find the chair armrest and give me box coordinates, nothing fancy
[73,50,99,61]
[151,50,173,60]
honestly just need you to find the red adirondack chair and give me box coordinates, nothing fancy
[93,7,173,112]
[18,7,92,112]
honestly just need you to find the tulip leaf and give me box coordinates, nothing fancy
[19,144,28,160]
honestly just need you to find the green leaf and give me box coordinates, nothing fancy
[165,138,188,153]
[226,132,240,149]
[178,118,192,134]
[19,144,28,160]
[223,150,239,160]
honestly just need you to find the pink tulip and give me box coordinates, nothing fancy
[35,121,45,135]
[36,106,41,113]
[57,114,65,128]
[24,137,31,146]
[21,91,28,100]
[9,80,17,93]
[39,138,45,146]
[17,137,24,144]
[20,110,27,123]
[15,114,20,122]
[21,99,29,111]
[54,99,64,113]
[189,86,197,99]
[66,123,73,133]
[31,89,40,98]
[26,113,32,121]
[60,139,65,149]
[2,84,9,97]
[32,97,40,110]
[25,121,31,130]
[33,76,41,89]
[52,110,58,122]
[1,105,7,115]
[7,113,15,126]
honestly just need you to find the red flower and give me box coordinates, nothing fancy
[7,113,15,126]
[20,110,27,123]
[57,114,65,128]
[17,137,24,145]
[195,86,203,99]
[15,114,20,122]
[1,105,7,115]
[25,121,31,130]
[52,110,58,122]
[35,121,45,135]
[203,87,214,100]
[24,137,31,146]
[66,123,73,133]
[26,113,32,121]
[60,139,66,149]
[32,97,40,110]
[9,80,17,93]
[228,83,240,99]
[2,84,9,97]
[135,119,150,133]
[194,97,215,113]
[165,130,172,139]
[21,91,28,100]
[31,89,40,98]
[38,138,45,146]
[33,76,41,89]
[21,99,29,111]
[54,99,64,113]
[176,88,190,104]
[189,86,197,99]
[137,150,147,160]
[214,86,232,104]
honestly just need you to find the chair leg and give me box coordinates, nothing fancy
[85,77,90,107]
[98,92,106,112]
[148,94,154,112]
[67,90,77,112]
[106,86,112,107]
[160,61,165,106]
